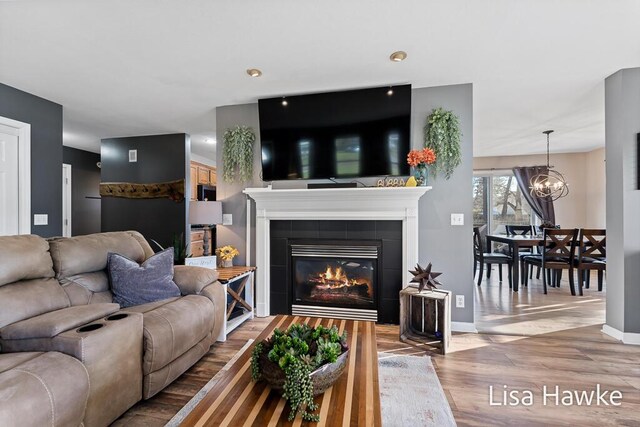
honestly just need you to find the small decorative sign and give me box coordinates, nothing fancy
[376,177,406,187]
[185,255,217,270]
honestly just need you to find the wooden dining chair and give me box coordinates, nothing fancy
[523,228,579,295]
[576,229,606,291]
[505,225,537,285]
[473,226,513,287]
[505,225,534,236]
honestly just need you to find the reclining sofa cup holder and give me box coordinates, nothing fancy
[76,323,104,333]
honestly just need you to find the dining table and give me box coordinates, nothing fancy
[485,234,545,292]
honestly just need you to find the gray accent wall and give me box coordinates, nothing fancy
[63,147,101,236]
[604,68,640,334]
[215,83,474,324]
[413,84,474,324]
[0,82,63,237]
[101,133,190,249]
[215,104,264,266]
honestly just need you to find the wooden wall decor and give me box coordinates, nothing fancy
[99,179,185,202]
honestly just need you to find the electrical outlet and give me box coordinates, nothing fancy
[456,295,465,308]
[451,213,464,226]
[33,214,48,226]
[222,214,233,226]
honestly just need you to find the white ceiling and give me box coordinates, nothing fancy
[1,0,639,159]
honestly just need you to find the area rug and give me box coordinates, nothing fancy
[378,352,457,426]
[166,343,456,427]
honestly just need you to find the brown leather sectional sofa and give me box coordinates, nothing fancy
[0,231,226,427]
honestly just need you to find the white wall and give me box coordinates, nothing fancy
[473,148,605,228]
[190,153,216,167]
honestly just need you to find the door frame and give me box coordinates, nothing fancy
[0,116,30,235]
[62,163,72,237]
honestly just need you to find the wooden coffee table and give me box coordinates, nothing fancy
[180,314,382,426]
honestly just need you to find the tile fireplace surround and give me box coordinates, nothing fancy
[243,186,431,318]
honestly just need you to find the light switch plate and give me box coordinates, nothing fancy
[128,150,137,162]
[34,214,48,226]
[222,214,233,226]
[451,213,464,226]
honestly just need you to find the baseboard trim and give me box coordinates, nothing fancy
[602,324,640,345]
[451,321,478,333]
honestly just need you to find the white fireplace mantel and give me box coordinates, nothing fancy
[243,186,431,317]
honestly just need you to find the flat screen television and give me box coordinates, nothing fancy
[259,84,411,181]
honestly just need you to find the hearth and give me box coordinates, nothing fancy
[267,219,405,324]
[290,240,380,321]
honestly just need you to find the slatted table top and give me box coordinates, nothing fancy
[215,266,256,283]
[180,314,382,427]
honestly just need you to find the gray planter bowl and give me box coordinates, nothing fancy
[260,349,350,396]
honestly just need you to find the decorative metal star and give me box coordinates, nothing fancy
[409,262,442,292]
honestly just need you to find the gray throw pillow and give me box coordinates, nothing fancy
[108,248,181,308]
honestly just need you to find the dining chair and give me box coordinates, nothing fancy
[523,228,579,295]
[473,226,513,287]
[505,225,534,236]
[505,225,537,285]
[576,229,606,291]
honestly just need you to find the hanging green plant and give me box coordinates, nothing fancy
[424,107,462,180]
[222,125,255,183]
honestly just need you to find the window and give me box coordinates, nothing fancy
[473,176,489,228]
[473,172,536,234]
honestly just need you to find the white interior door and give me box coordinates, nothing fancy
[62,163,72,237]
[0,124,20,236]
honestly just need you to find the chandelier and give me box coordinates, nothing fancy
[529,130,569,201]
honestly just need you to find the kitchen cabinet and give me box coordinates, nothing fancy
[190,166,198,201]
[190,161,217,201]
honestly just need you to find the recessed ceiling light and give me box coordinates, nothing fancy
[389,51,407,62]
[205,138,216,144]
[246,68,262,77]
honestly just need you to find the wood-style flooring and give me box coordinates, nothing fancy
[115,272,640,427]
[476,267,606,336]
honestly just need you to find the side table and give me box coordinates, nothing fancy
[216,266,256,342]
[399,287,451,354]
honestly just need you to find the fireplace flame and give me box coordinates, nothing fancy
[320,266,352,287]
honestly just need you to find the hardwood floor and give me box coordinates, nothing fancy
[476,267,606,337]
[115,272,640,427]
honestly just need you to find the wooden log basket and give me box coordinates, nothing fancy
[99,179,185,202]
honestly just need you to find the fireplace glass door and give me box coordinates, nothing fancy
[290,243,378,310]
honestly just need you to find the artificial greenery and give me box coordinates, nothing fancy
[149,234,190,265]
[251,323,348,421]
[222,125,255,183]
[172,233,191,265]
[424,107,462,180]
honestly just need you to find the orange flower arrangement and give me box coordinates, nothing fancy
[407,147,437,168]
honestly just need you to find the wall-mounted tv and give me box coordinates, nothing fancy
[259,84,411,181]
